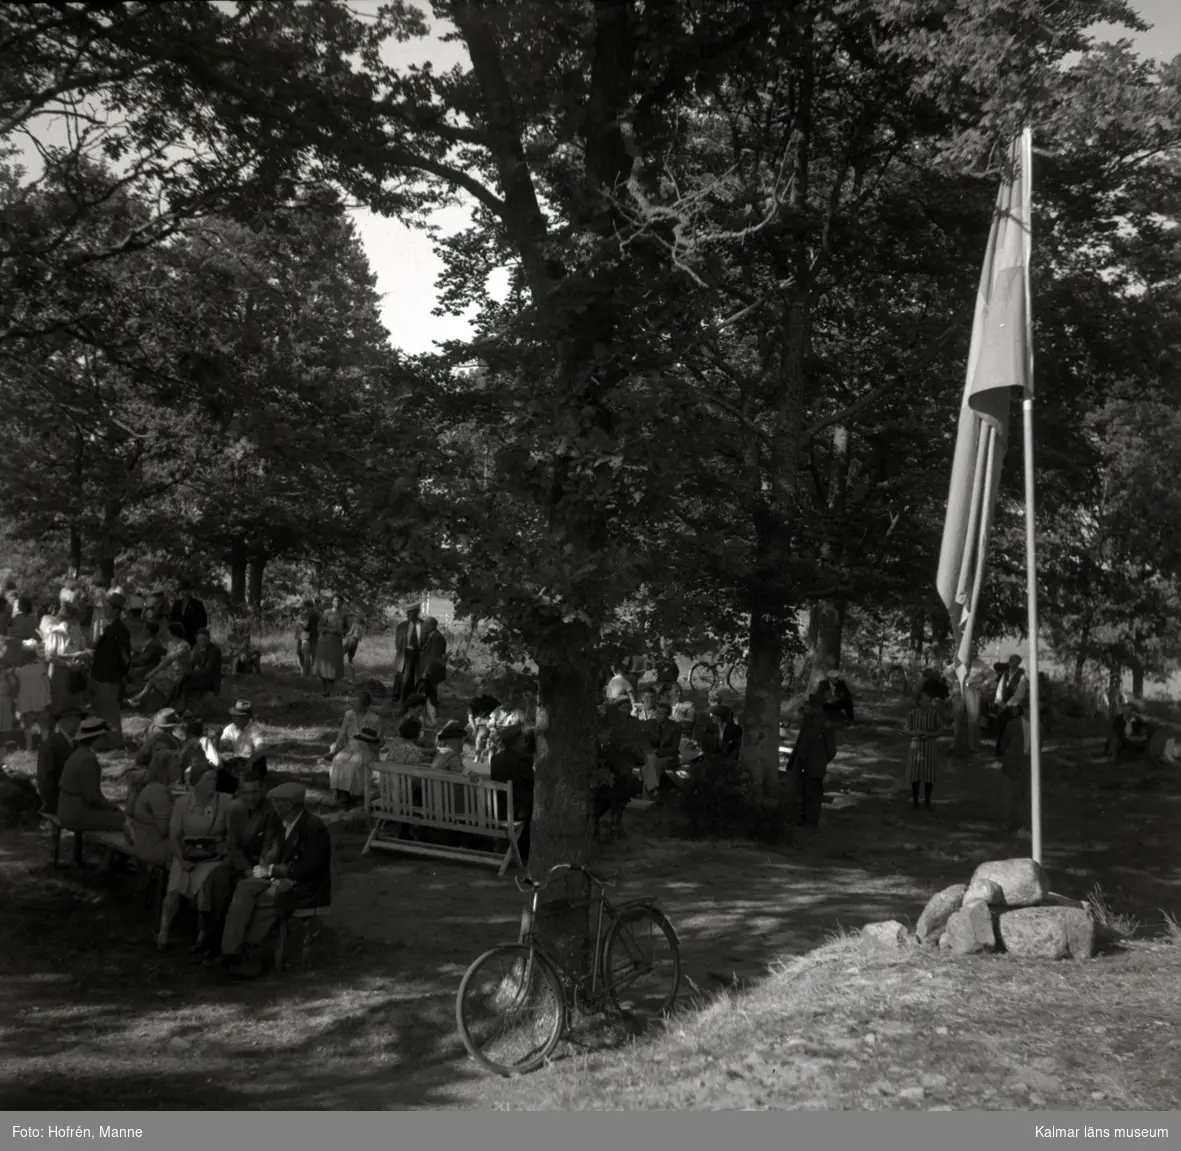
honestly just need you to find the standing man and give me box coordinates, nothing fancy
[171,580,208,648]
[816,669,856,725]
[993,654,1028,755]
[145,587,169,624]
[790,694,837,827]
[90,592,131,750]
[418,616,448,724]
[393,604,424,710]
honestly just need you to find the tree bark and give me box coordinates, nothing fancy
[1072,647,1088,693]
[68,524,82,579]
[742,597,784,796]
[229,538,247,606]
[809,599,845,678]
[1106,658,1122,718]
[1128,654,1145,700]
[248,554,266,615]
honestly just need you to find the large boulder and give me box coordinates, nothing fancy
[967,859,1049,908]
[997,906,1096,960]
[945,898,998,955]
[964,877,1004,906]
[916,884,968,943]
[862,920,910,951]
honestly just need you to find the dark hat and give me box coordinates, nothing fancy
[498,723,524,743]
[709,704,732,718]
[106,591,127,609]
[229,699,253,717]
[268,781,306,804]
[355,725,381,745]
[436,720,466,742]
[74,716,111,742]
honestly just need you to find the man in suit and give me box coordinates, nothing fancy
[90,592,131,750]
[219,780,331,978]
[417,616,448,723]
[170,580,208,647]
[790,694,837,827]
[993,654,1028,755]
[393,605,424,710]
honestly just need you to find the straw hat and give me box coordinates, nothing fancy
[355,725,381,745]
[229,699,253,718]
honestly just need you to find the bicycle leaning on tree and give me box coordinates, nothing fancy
[455,863,682,1077]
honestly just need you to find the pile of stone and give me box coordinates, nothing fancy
[862,858,1097,960]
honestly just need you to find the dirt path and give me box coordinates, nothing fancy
[2,679,1178,1110]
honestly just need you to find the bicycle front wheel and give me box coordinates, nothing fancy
[603,905,681,1022]
[689,662,718,694]
[456,944,566,1077]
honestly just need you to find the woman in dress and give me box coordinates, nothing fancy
[385,716,425,765]
[128,622,192,710]
[906,687,946,811]
[8,597,38,642]
[158,767,232,953]
[42,595,89,717]
[329,724,381,807]
[125,756,176,868]
[313,594,349,697]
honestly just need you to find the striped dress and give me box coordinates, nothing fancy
[906,703,942,783]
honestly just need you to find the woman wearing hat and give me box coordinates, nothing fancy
[56,716,124,832]
[324,690,384,761]
[329,724,381,807]
[313,595,349,698]
[158,767,232,953]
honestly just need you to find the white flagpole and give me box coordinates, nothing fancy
[1020,125,1042,864]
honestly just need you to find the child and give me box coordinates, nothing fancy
[906,687,944,811]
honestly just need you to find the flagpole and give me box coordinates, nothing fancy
[1019,125,1042,864]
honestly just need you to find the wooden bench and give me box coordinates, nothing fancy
[275,905,330,973]
[87,830,169,917]
[363,763,525,876]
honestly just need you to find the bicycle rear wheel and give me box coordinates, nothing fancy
[456,943,566,1077]
[689,662,718,694]
[725,663,746,694]
[603,905,681,1022]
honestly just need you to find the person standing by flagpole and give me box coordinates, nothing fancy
[935,127,1041,861]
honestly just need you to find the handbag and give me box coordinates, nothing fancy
[181,800,222,862]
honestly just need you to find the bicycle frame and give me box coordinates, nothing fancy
[517,864,674,1010]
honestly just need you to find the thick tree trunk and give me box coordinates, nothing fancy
[809,599,845,679]
[741,602,784,797]
[1128,655,1145,700]
[1072,648,1088,693]
[68,524,82,579]
[1106,659,1122,718]
[229,539,247,607]
[248,554,266,615]
[525,650,599,973]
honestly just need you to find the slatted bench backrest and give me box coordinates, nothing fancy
[370,764,514,833]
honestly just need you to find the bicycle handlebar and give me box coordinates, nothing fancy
[514,863,617,894]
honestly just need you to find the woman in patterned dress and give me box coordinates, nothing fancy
[313,594,349,697]
[906,687,944,811]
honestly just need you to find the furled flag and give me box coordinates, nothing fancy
[936,132,1033,682]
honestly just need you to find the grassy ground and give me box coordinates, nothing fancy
[2,642,1180,1110]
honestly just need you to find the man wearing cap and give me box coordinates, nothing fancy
[329,723,381,807]
[170,580,208,648]
[219,700,265,764]
[91,592,132,750]
[393,605,424,710]
[35,708,82,815]
[56,716,124,832]
[202,761,281,962]
[219,781,331,978]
